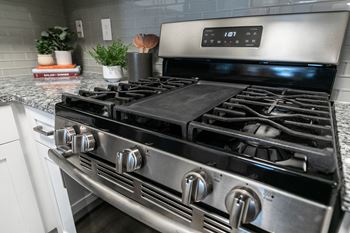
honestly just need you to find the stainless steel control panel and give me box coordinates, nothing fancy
[159,12,349,64]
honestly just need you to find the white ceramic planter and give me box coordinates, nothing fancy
[55,51,72,65]
[102,65,123,82]
[37,54,55,66]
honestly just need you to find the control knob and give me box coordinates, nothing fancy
[71,133,96,153]
[225,187,261,232]
[181,169,212,206]
[55,127,76,146]
[115,147,143,174]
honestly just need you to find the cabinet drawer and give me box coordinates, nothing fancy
[0,105,19,144]
[25,107,55,148]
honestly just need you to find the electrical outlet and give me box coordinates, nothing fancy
[101,18,112,41]
[75,20,84,38]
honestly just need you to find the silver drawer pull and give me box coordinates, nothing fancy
[33,125,54,136]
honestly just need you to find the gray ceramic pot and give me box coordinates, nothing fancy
[127,52,153,82]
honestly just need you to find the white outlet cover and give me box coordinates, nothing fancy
[101,18,112,41]
[75,20,84,38]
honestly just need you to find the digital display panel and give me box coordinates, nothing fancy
[224,31,236,38]
[202,26,263,47]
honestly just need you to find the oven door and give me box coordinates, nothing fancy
[48,148,202,233]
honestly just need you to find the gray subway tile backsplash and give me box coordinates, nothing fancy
[0,0,66,77]
[63,0,350,101]
[0,0,349,101]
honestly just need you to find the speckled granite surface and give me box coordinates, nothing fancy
[335,102,350,211]
[0,73,109,113]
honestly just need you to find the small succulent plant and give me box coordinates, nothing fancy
[89,40,129,67]
[35,38,54,55]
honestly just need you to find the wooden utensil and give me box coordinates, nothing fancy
[133,34,145,53]
[143,34,159,53]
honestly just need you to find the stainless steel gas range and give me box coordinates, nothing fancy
[49,12,349,233]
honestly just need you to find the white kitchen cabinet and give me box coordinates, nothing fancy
[10,104,75,233]
[0,139,44,233]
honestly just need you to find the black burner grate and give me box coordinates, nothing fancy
[61,76,197,118]
[188,85,336,174]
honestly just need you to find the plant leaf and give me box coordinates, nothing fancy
[54,26,67,31]
[59,31,67,41]
[41,31,49,37]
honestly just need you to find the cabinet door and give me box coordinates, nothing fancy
[34,141,63,233]
[0,141,44,233]
[36,142,77,233]
[0,105,19,144]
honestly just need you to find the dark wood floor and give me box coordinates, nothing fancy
[76,202,159,233]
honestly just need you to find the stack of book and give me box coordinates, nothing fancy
[32,65,81,79]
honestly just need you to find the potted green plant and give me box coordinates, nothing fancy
[41,26,74,65]
[35,38,55,66]
[89,40,129,82]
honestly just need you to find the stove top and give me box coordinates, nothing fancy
[60,77,338,177]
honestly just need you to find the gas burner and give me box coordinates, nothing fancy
[263,104,295,116]
[243,123,281,139]
[242,123,280,148]
[223,123,307,171]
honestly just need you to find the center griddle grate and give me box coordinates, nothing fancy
[114,81,248,138]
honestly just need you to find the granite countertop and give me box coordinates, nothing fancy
[335,103,350,211]
[0,73,109,113]
[1,74,350,211]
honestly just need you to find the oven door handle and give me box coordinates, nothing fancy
[48,148,200,233]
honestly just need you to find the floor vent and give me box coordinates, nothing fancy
[96,162,134,191]
[141,183,192,222]
[79,155,92,171]
[203,214,231,233]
